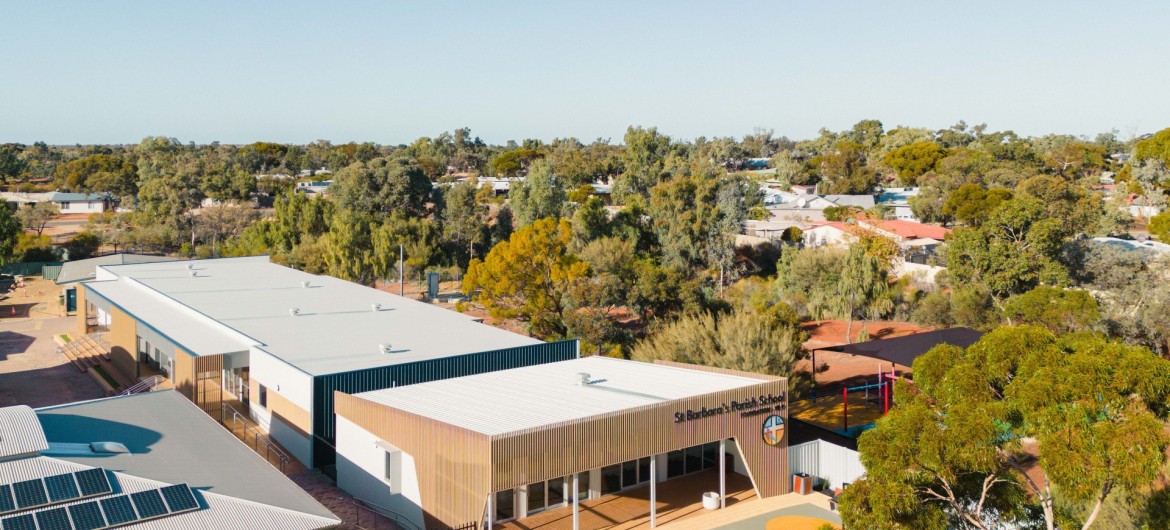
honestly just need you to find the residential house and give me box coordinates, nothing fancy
[876,187,919,221]
[50,192,112,214]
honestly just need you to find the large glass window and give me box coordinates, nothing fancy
[685,446,703,474]
[576,472,589,501]
[621,461,637,488]
[526,481,545,514]
[667,450,685,478]
[495,490,514,521]
[600,464,622,495]
[548,477,565,506]
[702,442,719,470]
[638,458,651,484]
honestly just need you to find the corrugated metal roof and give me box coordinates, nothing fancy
[0,458,339,529]
[37,391,337,520]
[354,357,770,436]
[56,254,177,285]
[0,405,48,459]
[89,256,541,374]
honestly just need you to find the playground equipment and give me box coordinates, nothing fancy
[842,364,899,431]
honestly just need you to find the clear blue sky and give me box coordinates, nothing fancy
[2,1,1167,145]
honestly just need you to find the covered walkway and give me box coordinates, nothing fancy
[497,469,754,530]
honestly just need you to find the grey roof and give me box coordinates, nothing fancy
[0,405,48,459]
[0,457,339,530]
[85,256,542,375]
[49,191,111,203]
[822,194,876,208]
[56,254,177,285]
[355,357,775,436]
[36,390,338,520]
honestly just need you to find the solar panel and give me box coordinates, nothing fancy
[69,501,106,530]
[43,474,80,503]
[0,485,14,513]
[0,514,35,530]
[74,469,112,497]
[35,508,71,530]
[11,480,46,509]
[159,484,198,512]
[99,496,136,526]
[130,490,167,519]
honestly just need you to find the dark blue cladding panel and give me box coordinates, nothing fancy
[311,339,579,467]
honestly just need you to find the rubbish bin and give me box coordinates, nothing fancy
[793,473,811,495]
[701,492,720,510]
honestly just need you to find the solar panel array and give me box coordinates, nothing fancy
[0,471,111,516]
[0,474,200,530]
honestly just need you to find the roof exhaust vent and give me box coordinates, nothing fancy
[189,270,197,277]
[372,302,382,312]
[301,281,311,288]
[379,343,393,354]
[576,373,591,386]
[186,263,194,270]
[289,307,300,316]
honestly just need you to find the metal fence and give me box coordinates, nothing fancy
[788,439,866,490]
[1,261,61,276]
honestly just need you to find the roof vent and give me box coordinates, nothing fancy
[301,281,311,288]
[371,302,382,312]
[289,307,300,316]
[186,263,194,270]
[90,441,129,454]
[576,372,591,386]
[189,270,197,277]
[379,343,393,354]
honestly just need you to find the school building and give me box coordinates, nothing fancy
[334,356,790,530]
[76,256,577,468]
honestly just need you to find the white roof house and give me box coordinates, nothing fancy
[85,256,542,375]
[353,356,766,436]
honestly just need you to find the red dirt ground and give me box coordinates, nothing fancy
[796,320,931,397]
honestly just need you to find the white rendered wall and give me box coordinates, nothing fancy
[335,416,425,529]
[249,346,314,466]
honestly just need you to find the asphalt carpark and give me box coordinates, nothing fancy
[0,315,105,408]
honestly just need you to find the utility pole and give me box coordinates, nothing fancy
[398,244,404,296]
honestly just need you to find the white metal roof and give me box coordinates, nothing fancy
[353,357,770,436]
[88,256,541,375]
[0,405,49,459]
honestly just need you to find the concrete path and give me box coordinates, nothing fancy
[0,316,105,408]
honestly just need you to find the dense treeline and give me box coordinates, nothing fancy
[1,122,1168,358]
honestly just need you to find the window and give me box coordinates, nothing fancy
[571,472,589,502]
[547,477,565,506]
[495,490,514,521]
[685,446,703,474]
[600,464,621,495]
[667,450,685,479]
[384,451,402,494]
[702,442,719,470]
[526,481,545,514]
[60,202,70,210]
[257,384,267,408]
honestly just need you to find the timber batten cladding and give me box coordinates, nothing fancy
[312,339,579,466]
[335,358,789,529]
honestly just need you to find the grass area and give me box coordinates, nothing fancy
[58,334,72,344]
[91,365,120,389]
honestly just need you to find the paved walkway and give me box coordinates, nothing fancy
[667,493,836,530]
[499,470,755,530]
[709,502,840,530]
[0,316,105,408]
